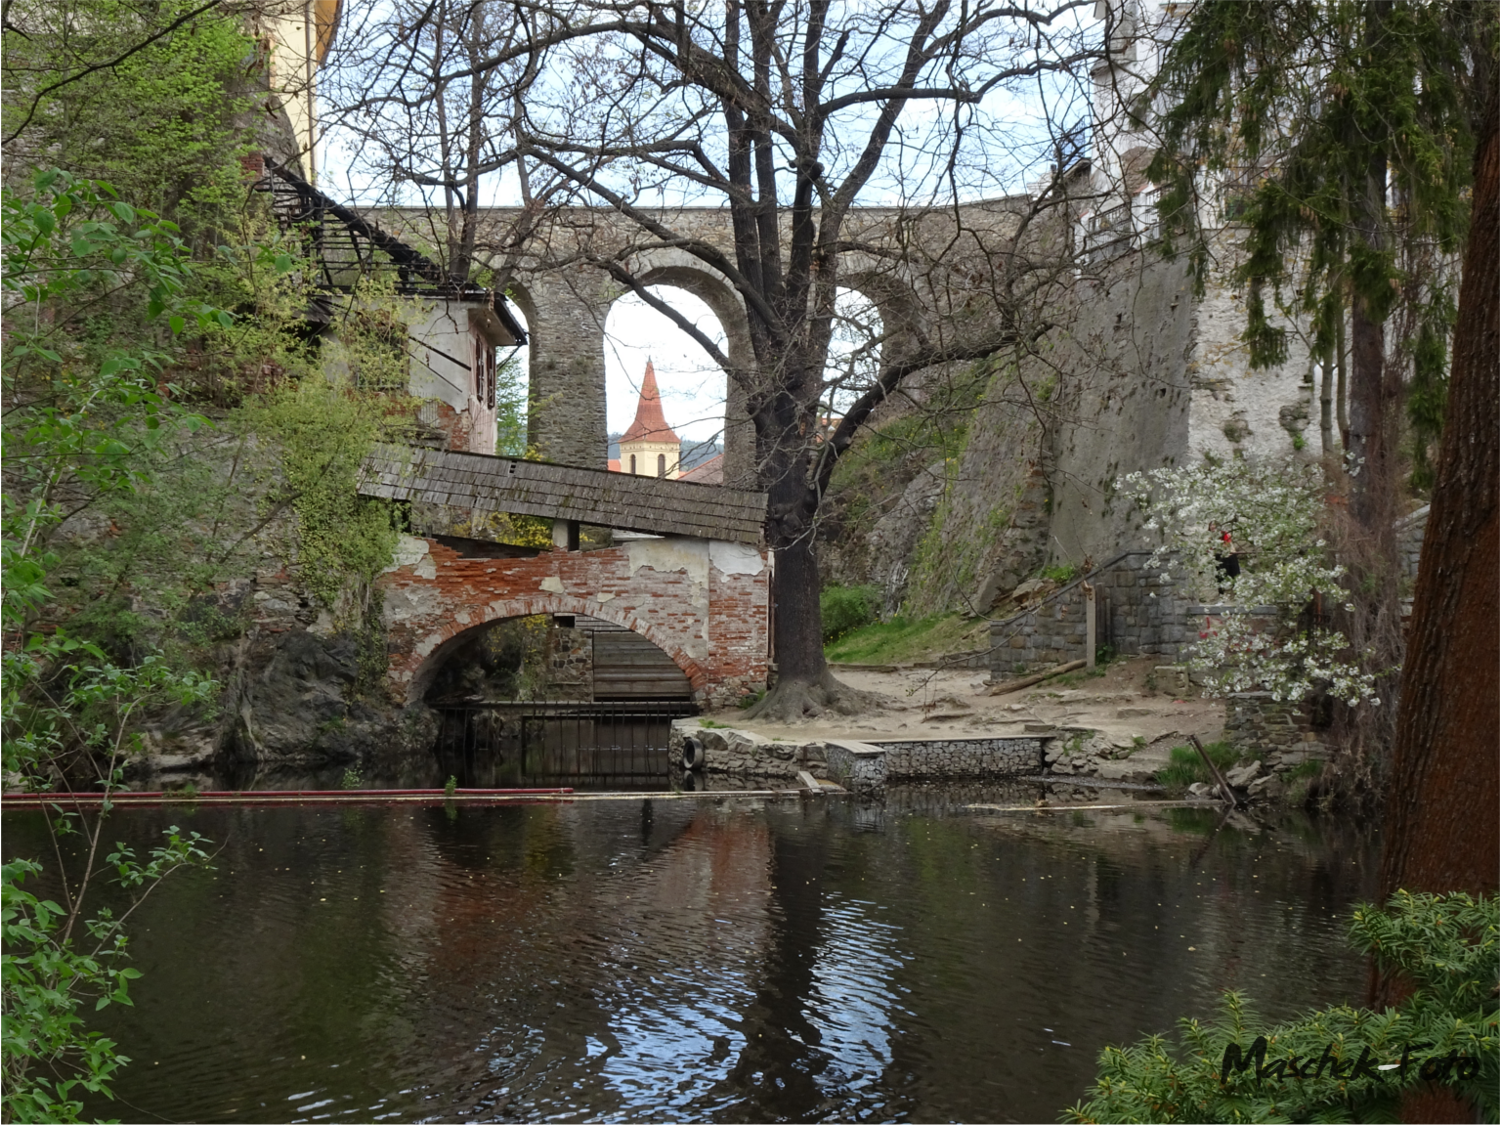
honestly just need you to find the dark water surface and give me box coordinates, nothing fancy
[4,793,1377,1123]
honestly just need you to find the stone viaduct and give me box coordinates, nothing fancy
[380,198,1040,483]
[372,192,1325,622]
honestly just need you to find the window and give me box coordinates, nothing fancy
[629,454,637,474]
[471,328,497,408]
[657,453,666,478]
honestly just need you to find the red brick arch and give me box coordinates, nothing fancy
[379,536,769,707]
[402,593,707,704]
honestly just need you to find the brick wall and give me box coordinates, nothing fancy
[379,534,769,707]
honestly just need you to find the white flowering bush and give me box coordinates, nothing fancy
[1123,460,1378,706]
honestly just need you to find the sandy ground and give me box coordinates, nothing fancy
[704,656,1226,770]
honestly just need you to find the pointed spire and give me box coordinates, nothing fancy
[620,359,680,444]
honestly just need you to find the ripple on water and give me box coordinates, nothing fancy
[0,799,1378,1124]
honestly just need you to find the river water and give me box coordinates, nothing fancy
[4,792,1377,1123]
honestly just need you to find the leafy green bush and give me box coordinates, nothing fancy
[1065,891,1498,1123]
[820,584,881,644]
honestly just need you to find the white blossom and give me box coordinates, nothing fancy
[1122,459,1382,707]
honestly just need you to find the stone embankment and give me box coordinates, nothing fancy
[674,689,1323,805]
[668,721,1048,791]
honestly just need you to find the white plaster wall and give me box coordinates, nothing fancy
[408,301,497,455]
[1186,234,1318,464]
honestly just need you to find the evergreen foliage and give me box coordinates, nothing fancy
[1148,0,1496,486]
[1066,891,1499,1124]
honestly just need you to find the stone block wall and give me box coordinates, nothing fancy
[1397,505,1429,586]
[989,551,1196,675]
[872,737,1044,781]
[543,624,593,701]
[1223,692,1331,770]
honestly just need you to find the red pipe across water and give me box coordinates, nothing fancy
[0,787,575,807]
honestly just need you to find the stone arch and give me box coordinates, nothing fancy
[835,264,929,367]
[621,252,757,487]
[403,593,707,705]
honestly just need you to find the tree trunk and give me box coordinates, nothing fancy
[771,531,826,686]
[743,403,877,723]
[1376,69,1499,905]
[1335,305,1349,449]
[1319,349,1334,455]
[1332,60,1404,786]
[1366,72,1497,1125]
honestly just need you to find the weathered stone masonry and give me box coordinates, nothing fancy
[379,534,770,707]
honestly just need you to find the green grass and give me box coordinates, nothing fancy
[1155,741,1245,792]
[1286,759,1323,781]
[825,612,987,665]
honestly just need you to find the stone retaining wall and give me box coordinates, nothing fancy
[671,722,1045,791]
[869,737,1043,781]
[668,722,828,780]
[1223,692,1331,770]
[989,551,1196,675]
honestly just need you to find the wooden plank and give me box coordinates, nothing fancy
[358,443,767,543]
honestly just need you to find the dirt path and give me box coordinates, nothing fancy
[706,656,1226,774]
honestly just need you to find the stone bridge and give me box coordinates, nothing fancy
[381,197,1038,479]
[360,444,772,706]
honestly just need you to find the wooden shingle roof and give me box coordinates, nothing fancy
[359,444,766,544]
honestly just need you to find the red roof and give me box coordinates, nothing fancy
[620,360,679,445]
[680,453,723,485]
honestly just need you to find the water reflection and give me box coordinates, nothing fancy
[2,797,1377,1123]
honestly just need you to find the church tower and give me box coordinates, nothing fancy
[617,360,681,479]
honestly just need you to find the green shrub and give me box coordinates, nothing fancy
[820,584,881,644]
[1041,563,1078,584]
[1065,891,1499,1123]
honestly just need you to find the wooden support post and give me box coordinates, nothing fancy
[1190,733,1240,806]
[1084,581,1096,668]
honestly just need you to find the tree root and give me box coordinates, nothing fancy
[741,668,886,723]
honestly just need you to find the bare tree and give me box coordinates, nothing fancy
[321,0,582,283]
[329,0,1102,719]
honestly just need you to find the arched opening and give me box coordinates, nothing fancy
[822,286,885,421]
[496,291,532,457]
[604,284,730,482]
[422,612,697,790]
[422,613,693,706]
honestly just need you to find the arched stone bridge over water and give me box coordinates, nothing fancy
[361,444,772,706]
[381,197,1036,481]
